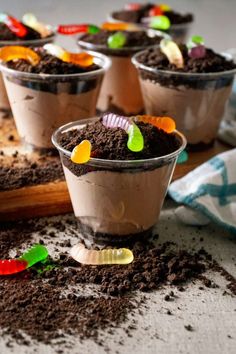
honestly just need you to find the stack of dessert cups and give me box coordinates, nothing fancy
[78,28,170,116]
[52,117,186,245]
[0,18,56,112]
[0,49,111,151]
[132,49,236,150]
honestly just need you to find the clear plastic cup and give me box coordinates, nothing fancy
[0,51,111,150]
[52,117,186,245]
[78,29,170,116]
[108,12,192,43]
[132,49,236,149]
[167,23,191,43]
[0,30,56,111]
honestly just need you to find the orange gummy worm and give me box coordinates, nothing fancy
[0,46,40,66]
[136,115,176,133]
[62,52,94,67]
[101,22,137,31]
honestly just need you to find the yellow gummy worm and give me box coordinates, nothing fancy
[71,140,91,164]
[70,243,134,265]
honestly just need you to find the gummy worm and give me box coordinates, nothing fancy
[0,244,48,275]
[70,243,134,265]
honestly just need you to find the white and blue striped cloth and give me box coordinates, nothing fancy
[169,149,236,234]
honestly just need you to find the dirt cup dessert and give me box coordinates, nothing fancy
[0,44,110,150]
[58,22,169,115]
[109,3,194,43]
[132,37,236,149]
[0,13,55,111]
[69,22,169,115]
[52,114,186,244]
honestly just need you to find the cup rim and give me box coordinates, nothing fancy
[0,27,56,47]
[77,28,170,54]
[0,50,111,79]
[131,48,236,78]
[52,117,187,169]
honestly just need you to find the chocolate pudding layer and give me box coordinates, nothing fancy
[78,29,164,115]
[55,118,184,244]
[133,46,236,148]
[1,49,109,149]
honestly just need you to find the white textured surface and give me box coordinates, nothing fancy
[0,200,236,354]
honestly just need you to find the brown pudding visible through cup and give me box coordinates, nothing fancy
[52,118,186,245]
[132,50,236,149]
[78,29,169,116]
[0,51,111,150]
[0,32,56,111]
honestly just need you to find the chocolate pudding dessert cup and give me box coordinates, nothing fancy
[52,117,186,245]
[0,28,55,111]
[132,49,236,149]
[78,29,169,116]
[108,6,193,43]
[0,51,110,150]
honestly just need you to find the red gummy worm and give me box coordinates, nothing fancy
[6,15,28,38]
[149,6,163,17]
[0,259,28,275]
[57,24,88,35]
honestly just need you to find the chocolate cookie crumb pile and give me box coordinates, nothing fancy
[80,29,162,48]
[60,241,206,296]
[0,22,41,41]
[112,4,193,25]
[0,218,235,348]
[136,45,236,73]
[59,119,180,161]
[6,49,99,75]
[0,275,136,345]
[0,153,64,191]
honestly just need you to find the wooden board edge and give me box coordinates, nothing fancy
[0,181,73,221]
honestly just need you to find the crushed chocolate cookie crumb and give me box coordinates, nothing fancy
[184,324,194,331]
[59,119,180,161]
[136,45,236,74]
[80,29,162,48]
[8,134,14,141]
[60,242,207,296]
[6,49,99,75]
[0,153,64,191]
[0,275,136,345]
[0,22,42,41]
[0,219,235,349]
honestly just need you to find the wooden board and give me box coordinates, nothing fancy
[0,115,231,221]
